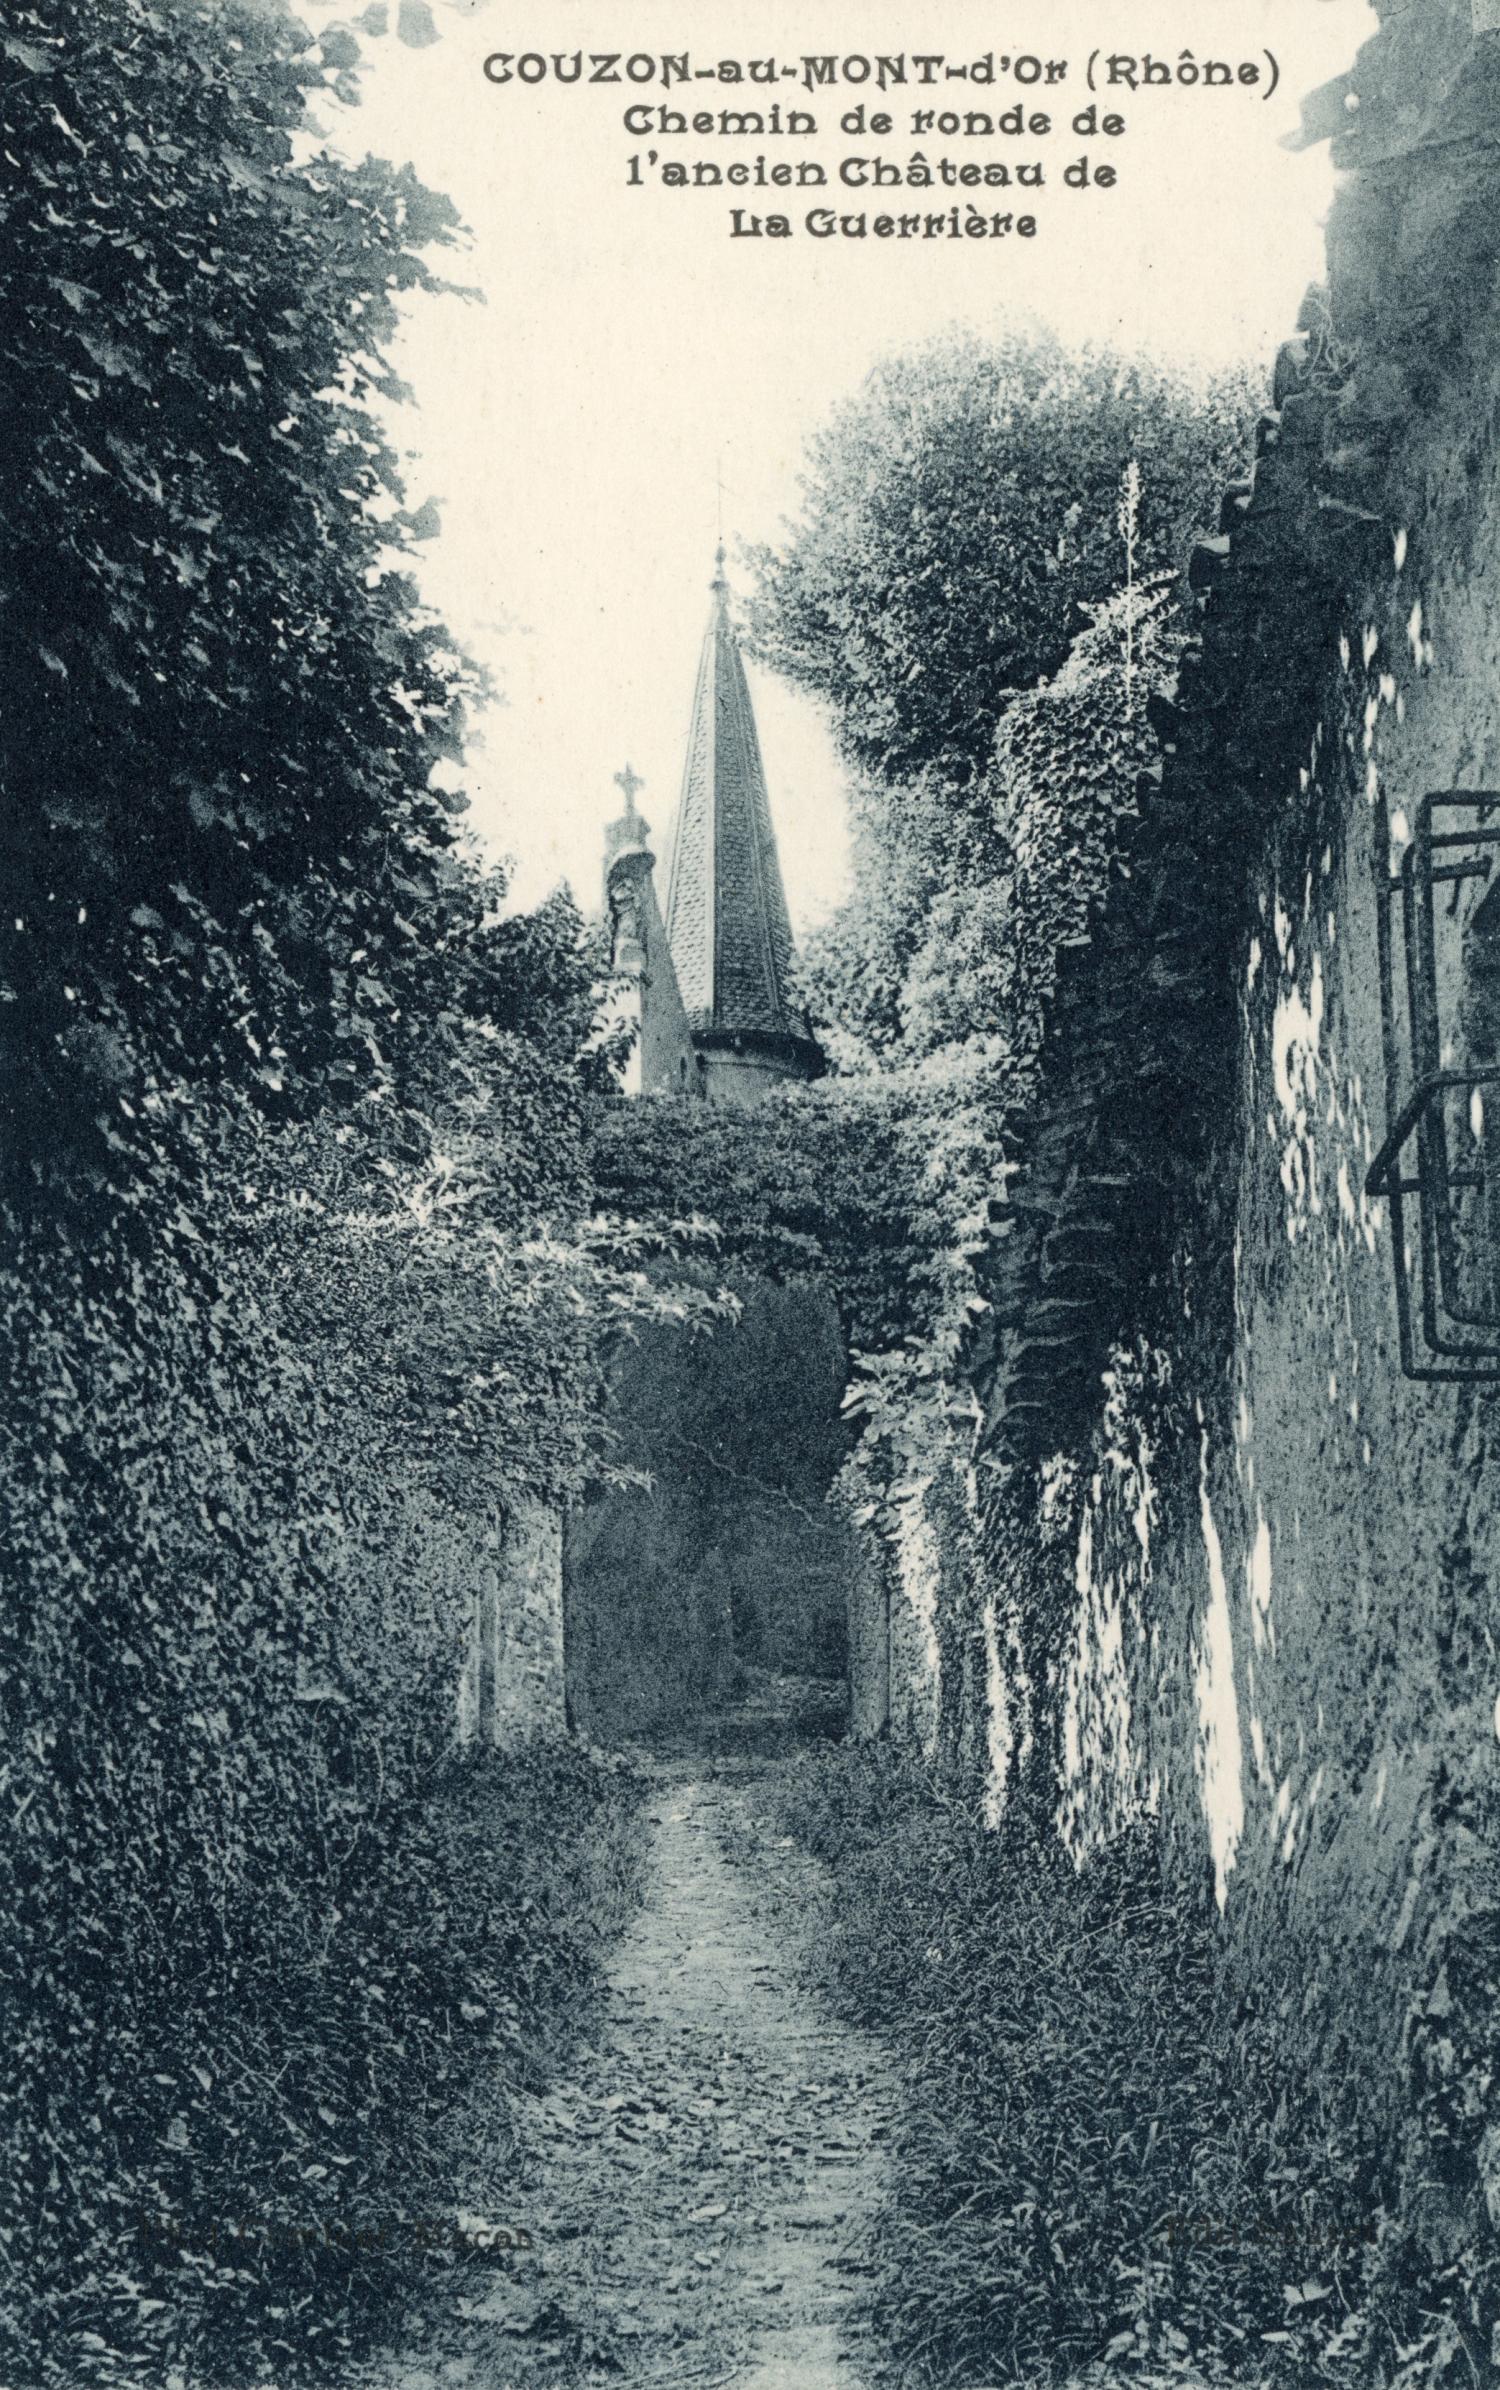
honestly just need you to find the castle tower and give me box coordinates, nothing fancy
[602,764,694,1098]
[662,550,823,1104]
[575,564,850,1750]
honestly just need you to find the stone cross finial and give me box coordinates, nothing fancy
[614,762,644,818]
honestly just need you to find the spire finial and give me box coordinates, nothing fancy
[714,455,732,606]
[613,761,644,821]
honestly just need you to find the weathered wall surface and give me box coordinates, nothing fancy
[836,24,1500,2311]
[698,1046,816,1106]
[1061,357,1500,1913]
[456,1498,567,1750]
[1036,552,1500,2296]
[1053,0,1500,1946]
[945,6,1500,2289]
[846,1519,891,1743]
[848,1465,996,1772]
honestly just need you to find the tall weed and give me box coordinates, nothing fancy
[774,1747,1430,2386]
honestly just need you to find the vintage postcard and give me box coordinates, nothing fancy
[3,1,1496,2387]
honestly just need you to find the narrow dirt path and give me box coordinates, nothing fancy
[370,1742,893,2390]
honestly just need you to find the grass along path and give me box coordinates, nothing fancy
[366,1715,893,2390]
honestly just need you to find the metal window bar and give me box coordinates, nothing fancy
[1366,790,1500,1380]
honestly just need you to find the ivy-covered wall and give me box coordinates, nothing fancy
[0,14,684,2374]
[847,5,1500,2346]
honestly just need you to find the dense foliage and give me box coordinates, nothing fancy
[896,585,1185,1073]
[589,1079,954,1354]
[0,1130,668,2384]
[746,335,1254,1058]
[748,331,1249,787]
[0,0,486,1179]
[0,9,664,2383]
[772,1744,1500,2390]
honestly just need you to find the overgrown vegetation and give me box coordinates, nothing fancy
[8,10,1485,2388]
[39,1739,645,2389]
[589,1078,950,1352]
[773,1745,1500,2390]
[598,575,1206,1495]
[596,341,1267,1809]
[0,8,661,2382]
[747,332,1256,1061]
[0,0,483,1171]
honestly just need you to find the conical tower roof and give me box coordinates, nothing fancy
[664,552,814,1057]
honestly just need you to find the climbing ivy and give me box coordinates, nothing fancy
[0,0,482,1185]
[589,1079,952,1354]
[0,10,694,2380]
[746,333,1254,1054]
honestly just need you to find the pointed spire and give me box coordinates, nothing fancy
[663,553,816,1068]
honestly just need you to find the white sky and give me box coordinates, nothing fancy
[308,0,1371,932]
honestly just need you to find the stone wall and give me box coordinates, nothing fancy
[1050,214,1500,1954]
[848,1473,969,1763]
[921,0,1500,2280]
[846,1520,891,1744]
[456,1498,566,1750]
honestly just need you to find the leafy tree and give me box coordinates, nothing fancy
[0,0,484,1184]
[748,329,1252,790]
[748,333,1253,1062]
